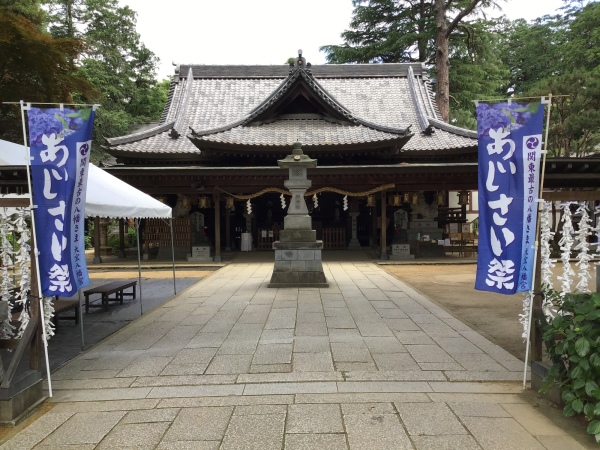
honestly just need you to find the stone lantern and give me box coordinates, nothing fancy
[268,142,328,287]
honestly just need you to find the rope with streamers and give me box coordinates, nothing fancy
[216,183,395,200]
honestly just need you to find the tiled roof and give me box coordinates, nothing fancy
[190,118,406,147]
[106,62,477,157]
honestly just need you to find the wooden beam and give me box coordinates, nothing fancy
[0,198,30,207]
[213,191,221,262]
[380,191,387,260]
[542,191,600,201]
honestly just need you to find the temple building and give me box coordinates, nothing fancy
[103,51,598,261]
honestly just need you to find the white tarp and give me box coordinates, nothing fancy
[0,139,171,219]
[86,165,171,219]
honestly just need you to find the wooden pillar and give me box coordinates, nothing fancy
[213,191,221,262]
[380,191,388,260]
[118,218,126,258]
[225,203,231,251]
[371,202,377,249]
[93,216,101,263]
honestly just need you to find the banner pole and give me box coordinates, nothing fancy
[522,94,553,389]
[20,101,53,397]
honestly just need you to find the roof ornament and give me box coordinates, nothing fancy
[289,49,311,74]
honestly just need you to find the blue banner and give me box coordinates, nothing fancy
[475,101,544,294]
[28,106,95,297]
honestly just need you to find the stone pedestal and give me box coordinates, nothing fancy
[270,240,328,287]
[186,245,212,262]
[347,212,361,249]
[390,243,414,260]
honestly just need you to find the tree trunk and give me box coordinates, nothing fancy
[434,0,450,122]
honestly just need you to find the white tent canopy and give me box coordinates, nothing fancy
[86,165,171,219]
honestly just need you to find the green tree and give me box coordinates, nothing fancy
[320,0,500,122]
[447,17,509,128]
[500,1,600,157]
[0,3,96,142]
[44,0,163,160]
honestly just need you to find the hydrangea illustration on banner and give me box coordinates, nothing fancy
[475,101,544,295]
[28,106,95,297]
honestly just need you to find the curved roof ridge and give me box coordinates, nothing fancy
[106,120,176,146]
[428,117,478,139]
[170,67,194,138]
[407,66,430,132]
[191,67,412,139]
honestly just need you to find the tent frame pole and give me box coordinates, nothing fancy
[136,219,143,315]
[169,218,176,295]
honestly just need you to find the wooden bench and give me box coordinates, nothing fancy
[52,299,80,327]
[83,280,137,313]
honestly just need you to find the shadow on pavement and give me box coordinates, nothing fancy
[48,273,205,372]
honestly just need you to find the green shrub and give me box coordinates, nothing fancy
[541,291,600,443]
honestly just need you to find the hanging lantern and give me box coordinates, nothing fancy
[390,193,401,207]
[366,195,374,207]
[198,196,209,209]
[181,194,190,209]
[411,192,419,205]
[226,196,234,209]
[437,191,445,206]
[402,192,410,204]
[458,190,470,206]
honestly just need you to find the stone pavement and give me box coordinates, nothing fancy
[1,260,596,449]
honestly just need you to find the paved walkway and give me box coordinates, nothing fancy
[1,260,595,449]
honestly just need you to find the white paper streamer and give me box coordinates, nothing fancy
[43,296,55,339]
[246,199,252,215]
[343,195,348,211]
[574,202,592,293]
[0,210,15,339]
[519,291,534,340]
[312,194,318,209]
[540,201,557,320]
[280,194,286,209]
[557,202,575,293]
[15,208,31,338]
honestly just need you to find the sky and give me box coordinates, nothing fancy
[119,0,566,80]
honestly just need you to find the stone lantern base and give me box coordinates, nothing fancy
[268,239,328,288]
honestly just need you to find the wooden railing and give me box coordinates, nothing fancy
[256,228,279,249]
[323,227,346,249]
